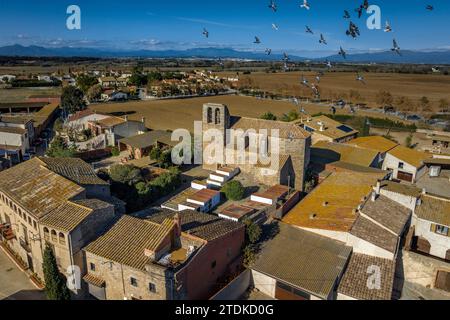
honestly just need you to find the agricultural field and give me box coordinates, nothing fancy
[0,87,61,102]
[224,71,450,111]
[88,94,414,133]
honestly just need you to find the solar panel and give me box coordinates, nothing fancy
[337,125,353,133]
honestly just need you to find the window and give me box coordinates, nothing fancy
[211,260,217,269]
[149,283,156,293]
[130,277,138,287]
[398,162,404,169]
[43,227,50,240]
[33,221,37,229]
[90,263,96,271]
[207,107,213,124]
[435,225,449,236]
[215,108,221,125]
[58,232,66,245]
[51,230,57,242]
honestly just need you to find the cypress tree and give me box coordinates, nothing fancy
[42,244,71,300]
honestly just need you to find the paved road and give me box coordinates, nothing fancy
[0,249,45,300]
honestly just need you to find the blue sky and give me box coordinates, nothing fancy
[0,0,449,57]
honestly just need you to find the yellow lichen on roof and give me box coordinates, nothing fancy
[312,141,379,167]
[346,136,398,153]
[283,171,386,232]
[388,145,431,168]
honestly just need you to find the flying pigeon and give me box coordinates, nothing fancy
[254,36,261,44]
[319,33,327,45]
[300,0,310,10]
[343,10,351,19]
[305,25,314,34]
[384,21,392,32]
[269,0,277,12]
[339,46,347,59]
[391,39,401,55]
[202,28,209,38]
[265,48,272,55]
[356,73,366,85]
[272,23,279,31]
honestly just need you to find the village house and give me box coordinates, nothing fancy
[87,115,147,147]
[382,145,431,183]
[201,103,311,191]
[311,141,381,168]
[296,115,358,145]
[251,222,352,300]
[416,158,450,198]
[119,130,177,160]
[98,77,128,89]
[83,210,244,300]
[282,170,411,261]
[346,135,399,164]
[412,193,450,261]
[0,157,122,298]
[0,126,29,161]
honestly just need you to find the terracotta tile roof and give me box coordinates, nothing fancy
[388,145,430,168]
[40,199,114,232]
[83,273,105,287]
[0,116,33,125]
[230,116,310,140]
[39,157,109,186]
[68,109,94,122]
[350,216,398,253]
[360,195,411,235]
[119,130,175,149]
[346,136,398,153]
[283,171,386,232]
[301,115,358,140]
[40,201,93,232]
[416,195,450,227]
[84,215,175,271]
[380,181,422,198]
[219,204,256,220]
[93,116,126,128]
[326,161,387,174]
[252,223,352,299]
[147,209,243,241]
[0,158,84,219]
[338,253,395,300]
[312,141,379,167]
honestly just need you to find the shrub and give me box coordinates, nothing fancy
[222,180,245,201]
[111,146,120,157]
[109,164,143,186]
[260,112,277,121]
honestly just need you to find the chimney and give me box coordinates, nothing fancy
[422,188,427,195]
[141,117,146,124]
[318,121,325,132]
[371,191,378,202]
[124,115,128,121]
[375,180,381,196]
[174,214,182,238]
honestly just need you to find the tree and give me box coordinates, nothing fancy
[42,244,71,300]
[76,75,98,94]
[221,180,245,201]
[438,99,449,113]
[46,136,77,158]
[86,84,102,102]
[109,164,143,186]
[150,147,162,161]
[360,117,370,137]
[244,220,262,244]
[261,112,277,121]
[405,134,413,149]
[281,110,299,122]
[395,96,413,112]
[418,96,431,112]
[375,90,394,107]
[61,86,86,116]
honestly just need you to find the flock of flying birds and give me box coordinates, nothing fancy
[201,1,436,98]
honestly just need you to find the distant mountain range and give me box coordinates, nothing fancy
[1,44,450,64]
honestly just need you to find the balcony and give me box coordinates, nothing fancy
[0,224,15,241]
